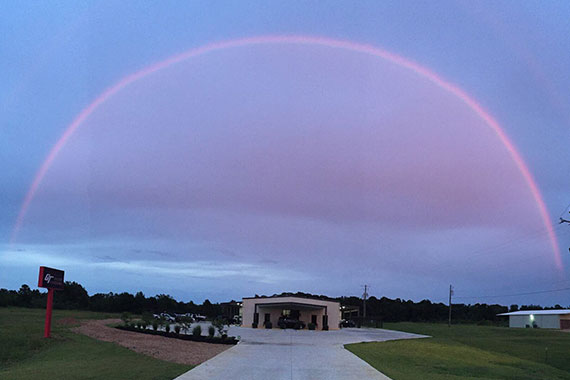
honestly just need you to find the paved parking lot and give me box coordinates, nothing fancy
[175,326,427,380]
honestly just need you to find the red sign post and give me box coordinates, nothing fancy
[38,266,64,338]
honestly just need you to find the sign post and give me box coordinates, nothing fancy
[38,266,64,338]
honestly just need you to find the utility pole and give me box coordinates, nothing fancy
[561,205,570,224]
[560,205,570,254]
[362,285,369,319]
[448,284,454,327]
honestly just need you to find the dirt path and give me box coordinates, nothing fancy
[71,318,230,365]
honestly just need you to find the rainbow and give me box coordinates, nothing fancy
[10,35,562,269]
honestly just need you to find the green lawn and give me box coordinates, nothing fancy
[346,322,570,380]
[0,307,192,380]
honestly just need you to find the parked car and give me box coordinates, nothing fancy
[340,319,356,328]
[192,314,207,321]
[160,312,176,322]
[231,315,242,325]
[278,317,305,329]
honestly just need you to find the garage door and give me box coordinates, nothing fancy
[560,320,570,330]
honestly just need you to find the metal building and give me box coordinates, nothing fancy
[497,309,570,329]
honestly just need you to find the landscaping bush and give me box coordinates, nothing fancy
[174,325,181,334]
[212,318,227,336]
[192,324,202,336]
[322,325,329,331]
[252,323,258,328]
[121,312,131,326]
[179,316,193,334]
[208,325,215,337]
[152,321,158,331]
[115,325,238,345]
[165,324,171,333]
[308,323,316,330]
[265,321,272,329]
[142,311,153,325]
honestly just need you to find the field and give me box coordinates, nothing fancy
[346,322,570,380]
[0,307,192,380]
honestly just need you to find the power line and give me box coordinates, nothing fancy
[454,286,570,300]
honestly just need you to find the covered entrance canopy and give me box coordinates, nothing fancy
[242,295,341,330]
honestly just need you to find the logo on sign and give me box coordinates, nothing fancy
[44,274,54,284]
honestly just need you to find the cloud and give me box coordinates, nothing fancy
[0,246,303,285]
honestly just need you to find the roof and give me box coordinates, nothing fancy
[497,309,570,316]
[243,292,339,303]
[243,295,339,305]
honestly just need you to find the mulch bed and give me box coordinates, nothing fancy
[71,319,231,365]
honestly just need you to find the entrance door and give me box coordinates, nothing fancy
[264,313,271,324]
[311,315,317,325]
[561,319,570,329]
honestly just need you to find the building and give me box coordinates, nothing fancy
[242,295,341,330]
[497,309,570,329]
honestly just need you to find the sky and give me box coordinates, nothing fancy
[1,1,570,305]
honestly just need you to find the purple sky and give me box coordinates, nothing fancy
[1,2,570,305]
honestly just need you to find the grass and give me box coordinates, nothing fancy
[0,307,192,380]
[346,322,570,380]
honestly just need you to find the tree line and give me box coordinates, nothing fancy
[0,282,222,317]
[1,284,565,323]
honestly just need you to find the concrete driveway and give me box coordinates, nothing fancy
[174,326,427,380]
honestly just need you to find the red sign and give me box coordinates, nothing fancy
[38,266,64,338]
[38,266,65,290]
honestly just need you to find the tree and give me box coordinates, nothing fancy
[56,281,89,309]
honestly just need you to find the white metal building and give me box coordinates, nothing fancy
[497,309,570,329]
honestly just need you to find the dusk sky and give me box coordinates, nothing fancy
[1,1,569,305]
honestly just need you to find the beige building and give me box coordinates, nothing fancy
[242,295,341,330]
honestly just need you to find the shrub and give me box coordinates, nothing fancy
[192,324,202,336]
[136,321,142,329]
[252,323,258,328]
[142,312,153,325]
[121,312,131,326]
[174,325,181,334]
[308,323,316,330]
[208,325,215,337]
[141,322,147,330]
[221,333,228,339]
[165,324,171,333]
[322,325,329,331]
[152,321,159,331]
[179,316,193,334]
[265,321,272,329]
[212,318,227,336]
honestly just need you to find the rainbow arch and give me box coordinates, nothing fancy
[11,35,562,269]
